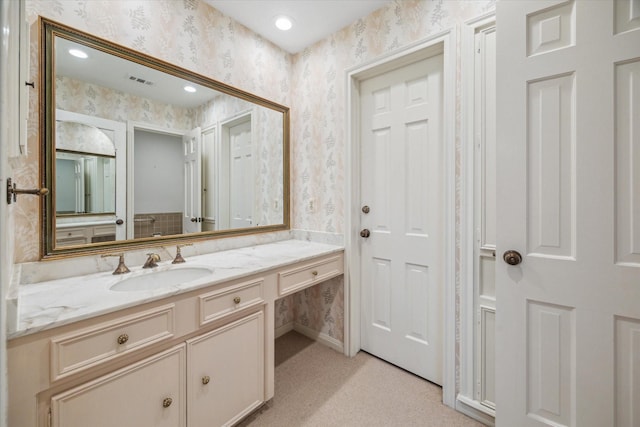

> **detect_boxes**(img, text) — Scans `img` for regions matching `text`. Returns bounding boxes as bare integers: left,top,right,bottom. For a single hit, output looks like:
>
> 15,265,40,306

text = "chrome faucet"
142,253,161,268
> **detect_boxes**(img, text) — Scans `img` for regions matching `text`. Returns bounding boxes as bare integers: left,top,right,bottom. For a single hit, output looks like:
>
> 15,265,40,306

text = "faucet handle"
172,244,193,264
143,253,161,269
101,253,131,275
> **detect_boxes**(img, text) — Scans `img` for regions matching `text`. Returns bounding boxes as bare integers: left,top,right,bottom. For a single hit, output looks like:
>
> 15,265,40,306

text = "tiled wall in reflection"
133,212,183,239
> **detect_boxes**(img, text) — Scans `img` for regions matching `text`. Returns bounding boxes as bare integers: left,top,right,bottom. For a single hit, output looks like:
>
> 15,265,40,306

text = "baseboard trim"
275,322,294,339
455,394,495,426
293,323,344,353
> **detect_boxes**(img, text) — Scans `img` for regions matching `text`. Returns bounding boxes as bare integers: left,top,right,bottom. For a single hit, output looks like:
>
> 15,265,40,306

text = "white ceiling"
205,0,393,54
56,38,220,109
54,1,393,108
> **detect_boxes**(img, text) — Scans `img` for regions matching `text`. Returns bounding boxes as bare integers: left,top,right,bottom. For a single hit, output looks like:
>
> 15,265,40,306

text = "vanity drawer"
93,224,116,236
50,304,175,381
278,254,344,297
199,278,264,326
55,228,88,245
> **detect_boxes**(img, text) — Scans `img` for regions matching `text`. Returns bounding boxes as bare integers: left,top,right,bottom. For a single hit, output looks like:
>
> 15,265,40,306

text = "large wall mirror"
40,18,290,257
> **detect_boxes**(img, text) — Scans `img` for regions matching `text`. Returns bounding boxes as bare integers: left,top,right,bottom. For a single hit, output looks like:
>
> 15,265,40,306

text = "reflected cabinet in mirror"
40,18,290,257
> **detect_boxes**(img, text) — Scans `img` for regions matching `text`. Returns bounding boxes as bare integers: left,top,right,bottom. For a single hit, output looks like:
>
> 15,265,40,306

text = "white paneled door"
229,119,254,229
360,54,444,384
182,127,201,234
496,1,640,426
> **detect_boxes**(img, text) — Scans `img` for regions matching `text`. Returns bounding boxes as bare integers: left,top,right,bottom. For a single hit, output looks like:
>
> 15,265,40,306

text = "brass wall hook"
6,178,49,204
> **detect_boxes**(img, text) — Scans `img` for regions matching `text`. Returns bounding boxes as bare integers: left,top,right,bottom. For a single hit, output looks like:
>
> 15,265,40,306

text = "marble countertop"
9,240,344,340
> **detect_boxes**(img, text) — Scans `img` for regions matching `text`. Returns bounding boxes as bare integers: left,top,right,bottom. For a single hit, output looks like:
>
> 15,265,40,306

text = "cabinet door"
187,311,264,427
51,344,186,427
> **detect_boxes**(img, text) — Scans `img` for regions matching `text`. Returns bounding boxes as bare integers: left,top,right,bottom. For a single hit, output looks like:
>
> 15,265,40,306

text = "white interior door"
360,54,444,384
57,109,126,239
182,127,201,234
496,1,640,426
229,119,253,229
201,126,216,232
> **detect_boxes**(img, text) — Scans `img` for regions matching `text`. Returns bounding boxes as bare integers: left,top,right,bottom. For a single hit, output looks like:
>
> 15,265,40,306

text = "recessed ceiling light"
275,16,293,31
184,85,197,93
68,48,88,59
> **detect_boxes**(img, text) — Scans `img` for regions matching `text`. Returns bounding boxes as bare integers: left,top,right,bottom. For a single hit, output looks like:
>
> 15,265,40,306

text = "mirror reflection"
55,120,116,217
42,18,289,255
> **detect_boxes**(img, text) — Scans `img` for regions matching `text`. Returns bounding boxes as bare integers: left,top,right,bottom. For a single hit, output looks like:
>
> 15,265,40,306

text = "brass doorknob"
233,296,241,304
503,250,523,266
360,229,370,238
162,397,173,408
362,205,370,214
117,333,129,345
190,217,197,222
202,375,210,385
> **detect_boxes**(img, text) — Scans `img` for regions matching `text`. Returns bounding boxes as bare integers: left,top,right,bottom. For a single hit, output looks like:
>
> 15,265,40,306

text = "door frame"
345,29,456,407
57,109,126,239
457,11,497,426
126,121,186,239
218,109,254,229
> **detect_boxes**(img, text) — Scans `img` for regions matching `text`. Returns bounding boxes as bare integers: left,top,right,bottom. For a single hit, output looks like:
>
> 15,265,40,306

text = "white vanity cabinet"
8,245,344,427
50,312,265,427
50,344,186,427
187,311,264,427
55,223,116,246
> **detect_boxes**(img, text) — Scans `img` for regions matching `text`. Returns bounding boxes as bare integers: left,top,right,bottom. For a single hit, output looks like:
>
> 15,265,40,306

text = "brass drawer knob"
202,375,210,385
311,270,318,276
117,333,129,345
233,296,241,304
162,397,173,408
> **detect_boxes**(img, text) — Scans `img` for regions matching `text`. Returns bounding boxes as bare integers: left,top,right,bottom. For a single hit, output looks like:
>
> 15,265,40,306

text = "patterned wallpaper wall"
14,0,498,389
194,93,284,227
290,0,495,233
16,0,291,262
56,76,195,130
286,0,496,377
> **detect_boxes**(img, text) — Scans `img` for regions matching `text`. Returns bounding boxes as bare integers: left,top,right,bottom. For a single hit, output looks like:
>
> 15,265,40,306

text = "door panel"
182,127,201,234
615,59,640,265
229,119,253,229
51,345,186,427
496,1,640,425
526,74,575,259
360,54,444,384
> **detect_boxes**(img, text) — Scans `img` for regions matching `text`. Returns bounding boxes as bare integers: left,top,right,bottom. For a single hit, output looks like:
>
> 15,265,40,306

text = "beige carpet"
238,331,485,427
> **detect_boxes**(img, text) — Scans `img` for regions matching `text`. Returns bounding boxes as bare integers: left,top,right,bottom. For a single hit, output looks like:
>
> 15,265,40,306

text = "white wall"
133,130,183,213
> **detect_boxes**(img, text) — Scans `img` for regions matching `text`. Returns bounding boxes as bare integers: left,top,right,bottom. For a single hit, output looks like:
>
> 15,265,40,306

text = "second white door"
360,53,444,384
229,119,253,229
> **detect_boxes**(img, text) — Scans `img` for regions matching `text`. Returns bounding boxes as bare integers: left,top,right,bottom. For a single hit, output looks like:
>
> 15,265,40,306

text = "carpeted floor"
237,331,485,427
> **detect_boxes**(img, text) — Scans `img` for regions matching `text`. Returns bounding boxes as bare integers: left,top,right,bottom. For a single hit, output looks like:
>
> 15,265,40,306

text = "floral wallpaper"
56,119,115,156
287,0,495,389
15,0,291,262
273,277,344,343
12,0,499,395
55,76,195,130
290,0,495,234
195,92,284,227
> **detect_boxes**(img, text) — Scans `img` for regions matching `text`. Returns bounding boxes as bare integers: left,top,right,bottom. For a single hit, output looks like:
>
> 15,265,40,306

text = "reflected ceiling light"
68,48,88,59
184,85,197,93
275,16,293,31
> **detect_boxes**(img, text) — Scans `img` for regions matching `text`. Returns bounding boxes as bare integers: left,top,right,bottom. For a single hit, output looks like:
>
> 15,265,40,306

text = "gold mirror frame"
40,17,290,259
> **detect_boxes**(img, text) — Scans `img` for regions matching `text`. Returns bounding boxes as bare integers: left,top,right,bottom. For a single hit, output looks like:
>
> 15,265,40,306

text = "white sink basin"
110,267,213,292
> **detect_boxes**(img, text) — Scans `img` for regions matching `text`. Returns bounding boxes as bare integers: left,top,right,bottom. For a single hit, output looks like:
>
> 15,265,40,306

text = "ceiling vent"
127,74,155,86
